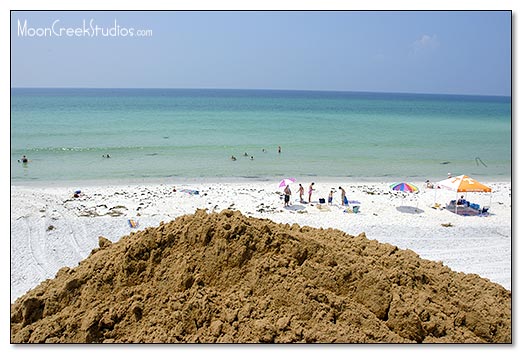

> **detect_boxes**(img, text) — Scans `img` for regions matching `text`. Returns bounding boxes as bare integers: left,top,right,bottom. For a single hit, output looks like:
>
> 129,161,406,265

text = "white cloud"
412,34,440,53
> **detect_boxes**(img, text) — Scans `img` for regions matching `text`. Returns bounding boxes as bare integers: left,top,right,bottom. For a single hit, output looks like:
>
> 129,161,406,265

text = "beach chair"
128,219,139,228
470,203,480,211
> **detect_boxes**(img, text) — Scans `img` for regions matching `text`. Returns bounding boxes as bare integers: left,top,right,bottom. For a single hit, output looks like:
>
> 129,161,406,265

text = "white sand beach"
10,179,511,302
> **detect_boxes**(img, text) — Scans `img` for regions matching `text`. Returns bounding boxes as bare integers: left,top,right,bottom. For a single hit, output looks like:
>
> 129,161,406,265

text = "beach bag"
319,198,325,204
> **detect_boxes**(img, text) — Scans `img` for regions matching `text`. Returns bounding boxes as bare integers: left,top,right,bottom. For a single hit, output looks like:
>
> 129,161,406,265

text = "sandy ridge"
10,209,511,343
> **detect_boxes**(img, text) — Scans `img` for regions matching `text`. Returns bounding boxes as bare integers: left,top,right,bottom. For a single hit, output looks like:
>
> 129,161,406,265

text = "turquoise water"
11,88,511,183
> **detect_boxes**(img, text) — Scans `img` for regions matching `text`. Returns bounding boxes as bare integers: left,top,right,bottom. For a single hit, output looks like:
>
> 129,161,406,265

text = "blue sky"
10,11,511,96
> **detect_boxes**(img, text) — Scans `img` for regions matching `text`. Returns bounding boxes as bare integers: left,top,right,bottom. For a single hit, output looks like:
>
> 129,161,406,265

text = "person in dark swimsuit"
284,185,292,207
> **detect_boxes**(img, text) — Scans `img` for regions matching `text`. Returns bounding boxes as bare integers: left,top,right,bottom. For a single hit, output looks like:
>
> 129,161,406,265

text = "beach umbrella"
435,175,492,214
390,182,419,193
278,178,296,188
390,182,419,209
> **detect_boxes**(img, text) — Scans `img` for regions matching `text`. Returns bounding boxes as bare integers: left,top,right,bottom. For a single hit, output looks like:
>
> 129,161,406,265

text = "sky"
10,10,511,96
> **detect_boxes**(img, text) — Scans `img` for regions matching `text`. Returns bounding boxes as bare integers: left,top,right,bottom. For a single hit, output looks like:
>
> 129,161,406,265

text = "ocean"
11,88,511,184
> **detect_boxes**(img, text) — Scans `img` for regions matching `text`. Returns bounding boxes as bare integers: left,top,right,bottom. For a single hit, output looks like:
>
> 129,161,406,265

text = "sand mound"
11,209,511,343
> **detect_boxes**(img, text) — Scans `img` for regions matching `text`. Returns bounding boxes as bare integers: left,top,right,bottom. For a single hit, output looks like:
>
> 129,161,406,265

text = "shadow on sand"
284,205,306,211
396,206,424,214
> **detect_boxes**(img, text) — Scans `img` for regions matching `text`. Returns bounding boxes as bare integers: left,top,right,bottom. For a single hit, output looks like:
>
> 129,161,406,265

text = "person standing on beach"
284,185,292,207
297,184,304,203
308,182,315,203
339,186,347,205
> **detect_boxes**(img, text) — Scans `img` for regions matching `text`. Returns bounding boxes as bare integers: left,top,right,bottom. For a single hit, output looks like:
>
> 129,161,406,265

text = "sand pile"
11,209,511,343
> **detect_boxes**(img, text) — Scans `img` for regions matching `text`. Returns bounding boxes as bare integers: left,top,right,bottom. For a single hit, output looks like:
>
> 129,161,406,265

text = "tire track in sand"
22,204,56,279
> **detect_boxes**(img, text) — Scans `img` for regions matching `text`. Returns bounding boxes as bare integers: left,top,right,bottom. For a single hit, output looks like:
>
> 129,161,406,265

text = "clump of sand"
10,209,511,343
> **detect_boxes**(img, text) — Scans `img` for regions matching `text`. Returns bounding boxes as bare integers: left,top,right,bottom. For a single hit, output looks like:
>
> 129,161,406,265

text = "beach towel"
179,189,200,196
128,219,139,228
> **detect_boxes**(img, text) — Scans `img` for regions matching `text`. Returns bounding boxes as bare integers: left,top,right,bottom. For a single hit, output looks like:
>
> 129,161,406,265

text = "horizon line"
10,86,511,98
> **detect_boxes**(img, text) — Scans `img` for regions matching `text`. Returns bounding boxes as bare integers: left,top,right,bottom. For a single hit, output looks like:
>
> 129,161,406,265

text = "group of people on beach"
285,182,313,206
284,182,348,207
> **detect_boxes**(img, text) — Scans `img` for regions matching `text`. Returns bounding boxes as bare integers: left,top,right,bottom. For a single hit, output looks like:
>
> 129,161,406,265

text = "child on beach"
328,190,334,205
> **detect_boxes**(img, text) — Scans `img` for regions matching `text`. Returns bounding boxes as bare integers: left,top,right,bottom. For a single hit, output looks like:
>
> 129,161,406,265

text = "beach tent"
436,175,492,213
436,175,492,193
